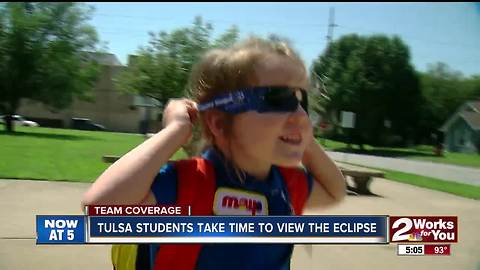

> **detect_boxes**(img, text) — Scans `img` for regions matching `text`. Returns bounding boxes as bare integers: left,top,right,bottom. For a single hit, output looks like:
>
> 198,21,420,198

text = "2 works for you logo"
389,216,457,243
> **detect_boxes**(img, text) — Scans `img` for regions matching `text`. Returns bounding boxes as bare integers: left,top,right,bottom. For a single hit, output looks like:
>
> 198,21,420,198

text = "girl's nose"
287,105,309,125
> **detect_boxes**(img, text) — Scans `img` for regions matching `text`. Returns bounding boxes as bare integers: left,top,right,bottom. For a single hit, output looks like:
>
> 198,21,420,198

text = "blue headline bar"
89,216,387,239
36,215,388,244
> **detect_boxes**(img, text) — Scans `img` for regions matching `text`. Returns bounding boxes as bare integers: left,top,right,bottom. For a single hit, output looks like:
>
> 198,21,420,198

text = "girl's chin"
274,156,304,167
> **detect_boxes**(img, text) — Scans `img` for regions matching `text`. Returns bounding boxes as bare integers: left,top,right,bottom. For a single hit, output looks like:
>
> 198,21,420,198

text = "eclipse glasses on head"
198,86,308,114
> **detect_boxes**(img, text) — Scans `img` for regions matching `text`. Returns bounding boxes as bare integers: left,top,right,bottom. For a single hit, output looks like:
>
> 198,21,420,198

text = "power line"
93,12,478,51
93,12,329,29
335,24,479,50
90,10,480,68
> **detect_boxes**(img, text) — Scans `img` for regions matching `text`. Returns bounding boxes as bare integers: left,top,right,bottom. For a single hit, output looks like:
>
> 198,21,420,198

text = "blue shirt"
150,147,313,270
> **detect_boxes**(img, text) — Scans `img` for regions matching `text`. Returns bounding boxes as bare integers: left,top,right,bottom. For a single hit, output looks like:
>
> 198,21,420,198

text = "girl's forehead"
253,54,308,88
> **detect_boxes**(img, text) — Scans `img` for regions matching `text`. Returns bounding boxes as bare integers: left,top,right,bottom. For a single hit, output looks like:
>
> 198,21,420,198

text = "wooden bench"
102,155,121,163
336,162,385,195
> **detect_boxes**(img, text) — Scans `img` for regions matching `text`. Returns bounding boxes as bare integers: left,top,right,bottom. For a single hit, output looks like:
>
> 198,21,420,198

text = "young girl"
82,37,346,270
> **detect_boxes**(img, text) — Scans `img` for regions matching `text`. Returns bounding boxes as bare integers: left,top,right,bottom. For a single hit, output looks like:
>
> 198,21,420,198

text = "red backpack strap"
176,158,216,215
153,157,216,270
277,167,309,215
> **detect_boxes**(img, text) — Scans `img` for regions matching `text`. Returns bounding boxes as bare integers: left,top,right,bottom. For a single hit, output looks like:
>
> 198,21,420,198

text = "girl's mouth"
279,134,302,145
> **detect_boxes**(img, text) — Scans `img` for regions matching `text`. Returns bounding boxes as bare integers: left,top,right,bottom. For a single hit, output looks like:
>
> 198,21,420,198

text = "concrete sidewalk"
0,179,479,270
327,151,480,186
0,180,111,270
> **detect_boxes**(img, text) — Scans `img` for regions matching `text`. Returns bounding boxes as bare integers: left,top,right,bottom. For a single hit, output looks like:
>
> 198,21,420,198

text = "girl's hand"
301,135,346,205
302,134,316,166
161,98,199,143
82,99,200,207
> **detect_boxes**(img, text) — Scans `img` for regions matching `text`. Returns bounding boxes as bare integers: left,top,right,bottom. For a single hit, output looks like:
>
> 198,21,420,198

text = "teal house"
440,100,480,154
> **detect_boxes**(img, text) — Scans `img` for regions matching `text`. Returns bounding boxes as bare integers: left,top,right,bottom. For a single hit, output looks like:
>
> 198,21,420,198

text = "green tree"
0,3,100,132
213,25,239,49
418,63,479,143
116,17,239,156
116,16,239,107
464,75,480,98
312,34,422,147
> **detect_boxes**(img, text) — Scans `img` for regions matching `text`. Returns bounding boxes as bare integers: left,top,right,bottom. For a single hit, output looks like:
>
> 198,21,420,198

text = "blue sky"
88,2,480,77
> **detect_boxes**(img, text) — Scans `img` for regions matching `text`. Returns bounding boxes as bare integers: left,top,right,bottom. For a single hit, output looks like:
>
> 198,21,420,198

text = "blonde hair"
188,36,306,146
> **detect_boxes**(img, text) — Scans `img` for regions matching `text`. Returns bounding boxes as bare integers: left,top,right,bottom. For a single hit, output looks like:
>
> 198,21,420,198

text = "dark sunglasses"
198,86,308,114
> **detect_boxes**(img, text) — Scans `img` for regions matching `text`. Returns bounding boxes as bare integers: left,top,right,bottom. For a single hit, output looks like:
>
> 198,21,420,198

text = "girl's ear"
204,110,227,139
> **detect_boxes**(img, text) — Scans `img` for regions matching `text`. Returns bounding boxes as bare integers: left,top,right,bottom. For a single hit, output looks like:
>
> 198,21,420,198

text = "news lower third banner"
36,215,388,244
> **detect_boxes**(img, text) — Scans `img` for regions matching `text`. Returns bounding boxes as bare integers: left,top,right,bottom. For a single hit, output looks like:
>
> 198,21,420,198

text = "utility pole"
324,6,339,147
326,7,338,44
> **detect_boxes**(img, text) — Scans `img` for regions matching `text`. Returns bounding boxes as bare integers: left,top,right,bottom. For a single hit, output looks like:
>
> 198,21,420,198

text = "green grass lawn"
407,152,480,168
0,126,186,182
381,168,480,200
1,127,478,199
319,138,480,168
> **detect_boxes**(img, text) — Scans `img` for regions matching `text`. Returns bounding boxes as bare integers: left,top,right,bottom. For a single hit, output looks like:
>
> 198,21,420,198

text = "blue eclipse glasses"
198,86,308,114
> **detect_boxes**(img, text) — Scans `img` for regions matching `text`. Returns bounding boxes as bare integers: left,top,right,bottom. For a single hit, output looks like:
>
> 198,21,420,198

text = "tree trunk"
4,98,20,133
5,114,14,133
359,143,365,150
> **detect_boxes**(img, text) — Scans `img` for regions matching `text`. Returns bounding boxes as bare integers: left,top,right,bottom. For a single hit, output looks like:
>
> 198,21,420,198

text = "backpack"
112,157,309,270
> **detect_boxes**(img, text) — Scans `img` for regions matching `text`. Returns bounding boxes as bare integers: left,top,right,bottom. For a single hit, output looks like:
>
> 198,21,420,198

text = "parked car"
0,115,40,127
71,118,106,131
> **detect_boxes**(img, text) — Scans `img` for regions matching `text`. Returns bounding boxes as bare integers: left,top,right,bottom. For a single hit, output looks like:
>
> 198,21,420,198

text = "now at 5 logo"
213,188,268,216
389,216,457,243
